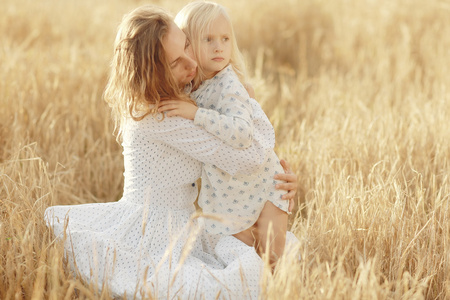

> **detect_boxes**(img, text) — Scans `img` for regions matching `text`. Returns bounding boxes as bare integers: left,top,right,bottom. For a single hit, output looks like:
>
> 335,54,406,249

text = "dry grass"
1,0,449,299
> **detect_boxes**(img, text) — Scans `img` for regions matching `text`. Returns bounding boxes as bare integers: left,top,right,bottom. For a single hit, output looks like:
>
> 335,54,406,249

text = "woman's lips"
212,57,224,62
188,70,196,78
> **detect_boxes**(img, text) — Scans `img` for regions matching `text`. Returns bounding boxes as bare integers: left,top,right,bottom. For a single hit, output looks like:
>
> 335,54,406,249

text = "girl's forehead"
208,14,231,33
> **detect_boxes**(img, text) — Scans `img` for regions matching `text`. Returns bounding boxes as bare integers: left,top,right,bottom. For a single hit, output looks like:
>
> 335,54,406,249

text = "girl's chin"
204,70,220,80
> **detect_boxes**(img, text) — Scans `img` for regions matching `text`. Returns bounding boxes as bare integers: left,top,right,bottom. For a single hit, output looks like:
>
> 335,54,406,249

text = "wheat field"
1,0,449,299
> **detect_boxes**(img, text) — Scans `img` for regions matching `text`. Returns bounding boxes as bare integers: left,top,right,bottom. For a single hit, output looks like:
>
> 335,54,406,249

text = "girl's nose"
213,41,222,52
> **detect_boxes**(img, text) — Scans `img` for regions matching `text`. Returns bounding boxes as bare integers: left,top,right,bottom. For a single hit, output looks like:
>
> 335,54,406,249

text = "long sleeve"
137,116,265,176
193,92,254,149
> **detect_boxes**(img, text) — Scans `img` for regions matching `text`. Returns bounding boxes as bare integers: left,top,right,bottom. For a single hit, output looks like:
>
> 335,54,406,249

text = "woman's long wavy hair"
174,1,248,89
104,5,193,139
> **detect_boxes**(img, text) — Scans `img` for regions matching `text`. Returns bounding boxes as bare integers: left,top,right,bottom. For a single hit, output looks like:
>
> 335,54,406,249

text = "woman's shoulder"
126,112,197,132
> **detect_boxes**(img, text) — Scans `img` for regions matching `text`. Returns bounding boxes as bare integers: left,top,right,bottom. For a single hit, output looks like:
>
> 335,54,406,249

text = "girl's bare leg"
255,201,288,268
233,201,288,268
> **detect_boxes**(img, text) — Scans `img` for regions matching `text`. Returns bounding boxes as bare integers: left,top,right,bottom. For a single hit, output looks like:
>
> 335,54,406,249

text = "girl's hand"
274,159,298,213
158,100,198,120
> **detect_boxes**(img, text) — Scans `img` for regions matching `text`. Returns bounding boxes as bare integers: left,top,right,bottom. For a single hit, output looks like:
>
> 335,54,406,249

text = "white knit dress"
45,114,272,299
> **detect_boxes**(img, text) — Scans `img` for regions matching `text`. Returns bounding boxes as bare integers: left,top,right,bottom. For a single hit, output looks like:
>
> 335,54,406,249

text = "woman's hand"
274,159,298,213
158,100,198,120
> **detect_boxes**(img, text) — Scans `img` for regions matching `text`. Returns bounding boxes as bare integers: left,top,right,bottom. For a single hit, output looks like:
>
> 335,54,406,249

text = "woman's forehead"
162,22,186,60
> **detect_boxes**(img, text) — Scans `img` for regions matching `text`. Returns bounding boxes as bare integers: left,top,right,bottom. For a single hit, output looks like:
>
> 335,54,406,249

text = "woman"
45,5,298,299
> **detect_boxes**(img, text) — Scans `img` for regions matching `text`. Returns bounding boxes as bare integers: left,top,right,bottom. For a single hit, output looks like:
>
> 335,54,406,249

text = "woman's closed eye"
185,39,191,49
170,59,179,68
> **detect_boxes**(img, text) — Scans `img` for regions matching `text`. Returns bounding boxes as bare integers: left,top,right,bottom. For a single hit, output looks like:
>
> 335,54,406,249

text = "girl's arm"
139,115,265,176
244,82,255,99
192,74,257,149
159,81,255,149
159,95,254,149
193,93,254,149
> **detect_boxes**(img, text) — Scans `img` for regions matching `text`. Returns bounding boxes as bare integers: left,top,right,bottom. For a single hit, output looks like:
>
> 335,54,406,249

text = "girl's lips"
212,57,224,62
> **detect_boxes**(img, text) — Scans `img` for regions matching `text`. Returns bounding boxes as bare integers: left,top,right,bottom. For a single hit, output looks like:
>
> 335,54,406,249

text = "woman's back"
121,115,202,209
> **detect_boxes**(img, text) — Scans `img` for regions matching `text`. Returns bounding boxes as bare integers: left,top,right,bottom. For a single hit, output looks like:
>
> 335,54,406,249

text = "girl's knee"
258,201,288,228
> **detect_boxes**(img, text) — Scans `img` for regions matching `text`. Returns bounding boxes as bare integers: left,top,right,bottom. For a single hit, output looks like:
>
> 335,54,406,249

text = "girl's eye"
223,37,229,42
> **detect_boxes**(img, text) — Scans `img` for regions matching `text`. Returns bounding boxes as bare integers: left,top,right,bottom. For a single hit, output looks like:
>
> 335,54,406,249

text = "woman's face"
162,22,198,88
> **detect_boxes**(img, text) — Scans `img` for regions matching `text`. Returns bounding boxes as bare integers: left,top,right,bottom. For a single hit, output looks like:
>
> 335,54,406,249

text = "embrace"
45,1,300,299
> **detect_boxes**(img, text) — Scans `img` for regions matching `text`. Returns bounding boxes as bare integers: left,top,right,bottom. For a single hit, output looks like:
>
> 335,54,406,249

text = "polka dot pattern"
44,113,281,298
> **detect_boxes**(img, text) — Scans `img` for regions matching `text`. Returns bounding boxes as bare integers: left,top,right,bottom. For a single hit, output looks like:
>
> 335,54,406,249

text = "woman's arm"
141,115,265,176
275,159,298,212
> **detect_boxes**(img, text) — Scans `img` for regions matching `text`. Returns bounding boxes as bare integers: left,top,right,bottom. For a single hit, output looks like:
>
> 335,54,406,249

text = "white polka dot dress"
44,114,275,299
191,66,289,235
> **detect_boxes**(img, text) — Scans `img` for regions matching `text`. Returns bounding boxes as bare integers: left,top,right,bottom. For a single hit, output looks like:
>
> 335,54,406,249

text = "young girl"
159,1,294,266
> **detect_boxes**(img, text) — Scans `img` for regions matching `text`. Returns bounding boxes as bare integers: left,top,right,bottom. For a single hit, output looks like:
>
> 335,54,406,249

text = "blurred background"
1,0,449,298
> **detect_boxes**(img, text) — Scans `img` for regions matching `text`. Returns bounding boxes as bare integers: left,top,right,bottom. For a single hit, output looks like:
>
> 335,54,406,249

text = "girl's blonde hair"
104,5,193,138
175,1,248,89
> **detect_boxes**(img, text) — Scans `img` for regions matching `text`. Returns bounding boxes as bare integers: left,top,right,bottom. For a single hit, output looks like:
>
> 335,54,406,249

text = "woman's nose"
187,56,197,70
185,50,197,69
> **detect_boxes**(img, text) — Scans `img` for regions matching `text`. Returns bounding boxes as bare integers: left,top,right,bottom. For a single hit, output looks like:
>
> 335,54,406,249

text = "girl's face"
199,14,232,80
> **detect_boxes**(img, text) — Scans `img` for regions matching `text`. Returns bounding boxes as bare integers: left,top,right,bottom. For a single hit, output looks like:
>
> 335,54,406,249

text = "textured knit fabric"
191,65,289,235
45,114,274,299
